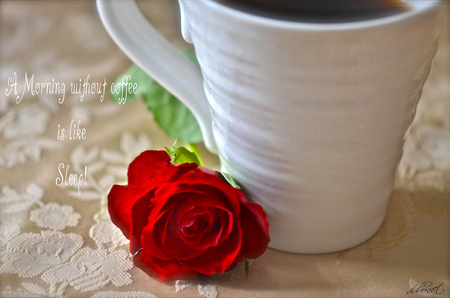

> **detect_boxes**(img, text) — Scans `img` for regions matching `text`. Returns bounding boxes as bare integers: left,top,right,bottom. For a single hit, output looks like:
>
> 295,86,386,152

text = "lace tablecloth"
1,1,449,297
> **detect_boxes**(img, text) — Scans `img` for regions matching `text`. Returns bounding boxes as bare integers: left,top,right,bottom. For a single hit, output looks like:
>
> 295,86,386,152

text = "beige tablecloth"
1,1,449,297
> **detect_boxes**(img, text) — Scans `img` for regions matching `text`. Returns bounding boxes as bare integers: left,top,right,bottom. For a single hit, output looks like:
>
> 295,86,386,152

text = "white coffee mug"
97,0,446,253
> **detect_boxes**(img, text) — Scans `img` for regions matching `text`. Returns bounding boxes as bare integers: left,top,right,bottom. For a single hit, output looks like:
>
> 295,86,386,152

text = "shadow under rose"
207,248,335,293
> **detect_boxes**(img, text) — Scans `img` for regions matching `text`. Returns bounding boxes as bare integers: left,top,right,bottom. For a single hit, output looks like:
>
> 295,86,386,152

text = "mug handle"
97,0,217,153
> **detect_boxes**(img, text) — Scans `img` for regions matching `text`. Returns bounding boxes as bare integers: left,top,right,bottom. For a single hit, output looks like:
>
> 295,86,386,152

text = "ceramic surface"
97,0,445,253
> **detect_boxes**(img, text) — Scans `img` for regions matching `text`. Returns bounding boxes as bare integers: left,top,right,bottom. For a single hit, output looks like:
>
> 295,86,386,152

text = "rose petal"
197,166,224,180
133,249,196,282
148,182,237,233
168,162,200,179
171,200,201,226
166,169,242,215
178,208,224,250
216,207,233,245
236,201,270,261
153,184,232,212
108,185,136,239
141,206,178,261
128,150,194,189
180,222,243,275
178,207,210,241
157,211,207,261
185,186,233,210
142,204,210,261
108,150,194,239
171,194,232,250
161,205,220,255
162,217,190,253
129,191,154,254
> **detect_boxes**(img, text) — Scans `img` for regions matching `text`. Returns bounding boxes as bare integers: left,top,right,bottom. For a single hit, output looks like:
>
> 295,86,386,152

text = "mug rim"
202,0,442,30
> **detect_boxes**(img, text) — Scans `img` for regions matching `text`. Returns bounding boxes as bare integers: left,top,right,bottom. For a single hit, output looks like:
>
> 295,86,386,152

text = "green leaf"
185,143,204,166
110,65,152,103
165,139,179,160
111,50,203,143
216,170,241,189
172,146,201,165
166,141,202,165
181,49,200,67
142,83,203,143
244,258,249,279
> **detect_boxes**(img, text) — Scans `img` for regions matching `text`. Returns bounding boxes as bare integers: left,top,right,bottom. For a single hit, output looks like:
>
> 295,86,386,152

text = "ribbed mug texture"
181,0,445,253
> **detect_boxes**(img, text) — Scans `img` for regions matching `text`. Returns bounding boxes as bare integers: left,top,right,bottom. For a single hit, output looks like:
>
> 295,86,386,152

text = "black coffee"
217,0,410,23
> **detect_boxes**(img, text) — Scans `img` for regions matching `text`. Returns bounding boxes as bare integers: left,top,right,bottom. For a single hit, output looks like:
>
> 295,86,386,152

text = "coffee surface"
217,0,410,23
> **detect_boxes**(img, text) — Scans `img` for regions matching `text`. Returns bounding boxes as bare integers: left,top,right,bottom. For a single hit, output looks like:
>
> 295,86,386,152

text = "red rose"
108,150,270,281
